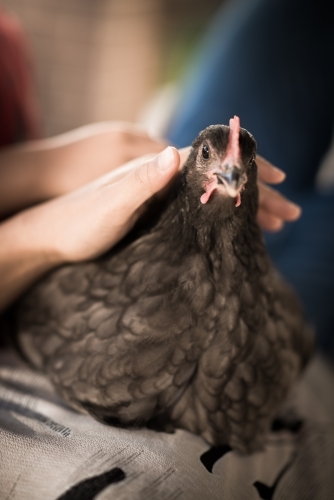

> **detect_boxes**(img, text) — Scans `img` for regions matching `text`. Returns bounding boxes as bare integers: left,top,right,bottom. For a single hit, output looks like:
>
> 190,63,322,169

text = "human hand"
42,122,168,198
29,147,180,263
0,147,299,312
177,149,301,232
256,155,301,231
0,122,168,217
113,149,300,233
0,147,180,312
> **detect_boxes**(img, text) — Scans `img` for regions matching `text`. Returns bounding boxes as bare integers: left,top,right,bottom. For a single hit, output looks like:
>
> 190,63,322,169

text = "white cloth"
0,350,334,500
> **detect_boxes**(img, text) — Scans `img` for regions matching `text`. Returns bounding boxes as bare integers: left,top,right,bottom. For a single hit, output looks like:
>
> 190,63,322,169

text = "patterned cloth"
0,350,333,499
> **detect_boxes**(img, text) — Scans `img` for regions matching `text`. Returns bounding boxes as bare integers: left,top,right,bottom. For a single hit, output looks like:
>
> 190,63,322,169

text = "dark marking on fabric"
200,445,232,473
271,417,303,434
253,455,295,500
56,467,126,500
0,398,72,437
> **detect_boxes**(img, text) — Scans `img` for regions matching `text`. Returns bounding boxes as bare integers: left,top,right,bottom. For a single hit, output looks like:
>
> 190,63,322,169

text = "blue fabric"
166,0,334,355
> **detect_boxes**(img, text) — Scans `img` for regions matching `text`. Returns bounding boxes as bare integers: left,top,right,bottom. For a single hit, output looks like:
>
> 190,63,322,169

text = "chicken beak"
214,165,245,198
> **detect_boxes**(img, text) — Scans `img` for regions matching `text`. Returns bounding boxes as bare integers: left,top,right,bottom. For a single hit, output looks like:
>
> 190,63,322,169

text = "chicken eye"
202,144,210,160
249,154,255,165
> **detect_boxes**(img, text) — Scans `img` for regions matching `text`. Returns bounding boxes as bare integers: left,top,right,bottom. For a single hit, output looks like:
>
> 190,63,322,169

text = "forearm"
0,123,168,219
0,129,110,216
0,143,49,217
0,208,63,312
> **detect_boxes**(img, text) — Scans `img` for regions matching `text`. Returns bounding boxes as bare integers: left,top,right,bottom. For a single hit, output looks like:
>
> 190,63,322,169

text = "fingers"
123,129,168,158
105,122,168,159
256,155,286,184
104,146,191,185
49,147,180,263
97,147,179,246
102,153,159,184
258,182,302,220
256,155,303,231
257,210,284,232
106,147,300,235
116,147,180,209
257,182,302,231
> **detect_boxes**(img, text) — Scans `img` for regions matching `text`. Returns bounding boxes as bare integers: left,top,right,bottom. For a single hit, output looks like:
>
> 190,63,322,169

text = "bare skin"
0,123,301,313
0,122,167,217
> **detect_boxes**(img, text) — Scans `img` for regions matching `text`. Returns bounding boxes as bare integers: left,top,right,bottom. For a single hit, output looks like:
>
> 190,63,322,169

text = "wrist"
0,206,64,311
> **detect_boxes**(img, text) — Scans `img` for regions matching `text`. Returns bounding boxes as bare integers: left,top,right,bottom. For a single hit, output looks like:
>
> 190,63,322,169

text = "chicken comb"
225,115,241,163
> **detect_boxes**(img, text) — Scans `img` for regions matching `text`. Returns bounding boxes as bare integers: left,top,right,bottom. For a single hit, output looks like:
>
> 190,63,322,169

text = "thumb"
123,146,180,208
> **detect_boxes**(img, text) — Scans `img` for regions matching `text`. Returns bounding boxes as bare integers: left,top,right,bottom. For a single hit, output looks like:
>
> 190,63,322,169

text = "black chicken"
16,117,313,453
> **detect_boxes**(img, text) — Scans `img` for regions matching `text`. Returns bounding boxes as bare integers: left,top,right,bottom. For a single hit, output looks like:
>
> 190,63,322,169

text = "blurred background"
2,0,224,137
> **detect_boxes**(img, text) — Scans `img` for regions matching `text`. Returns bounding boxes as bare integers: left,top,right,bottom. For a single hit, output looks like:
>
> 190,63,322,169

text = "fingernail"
158,146,174,171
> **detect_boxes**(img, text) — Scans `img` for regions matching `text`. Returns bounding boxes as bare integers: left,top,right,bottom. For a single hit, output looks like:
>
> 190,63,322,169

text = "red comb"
225,115,240,162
